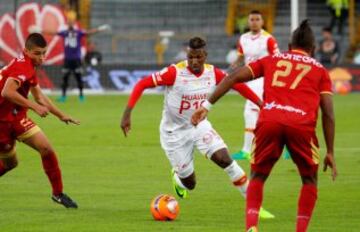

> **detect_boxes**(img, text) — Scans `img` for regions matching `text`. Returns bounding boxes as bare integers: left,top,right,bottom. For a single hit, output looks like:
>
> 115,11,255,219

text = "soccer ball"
150,194,179,221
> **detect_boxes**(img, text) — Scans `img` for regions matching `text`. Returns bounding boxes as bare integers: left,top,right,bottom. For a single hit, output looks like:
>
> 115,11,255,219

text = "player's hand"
60,115,80,125
191,107,208,126
97,24,111,32
323,153,337,181
33,104,49,117
121,107,132,137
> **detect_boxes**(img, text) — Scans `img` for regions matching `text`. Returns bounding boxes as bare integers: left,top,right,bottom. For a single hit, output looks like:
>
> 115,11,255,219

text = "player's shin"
296,184,317,232
41,152,63,195
246,178,264,229
224,161,248,198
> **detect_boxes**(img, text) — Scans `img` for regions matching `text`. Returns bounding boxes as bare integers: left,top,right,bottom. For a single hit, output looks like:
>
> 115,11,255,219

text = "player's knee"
301,175,317,185
38,146,55,156
211,149,233,169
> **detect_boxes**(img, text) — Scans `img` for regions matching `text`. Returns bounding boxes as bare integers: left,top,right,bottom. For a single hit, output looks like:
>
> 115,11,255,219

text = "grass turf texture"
0,94,359,231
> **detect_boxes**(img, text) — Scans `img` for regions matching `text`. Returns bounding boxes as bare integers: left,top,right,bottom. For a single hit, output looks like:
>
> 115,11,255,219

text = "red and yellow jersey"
247,49,332,130
0,53,38,122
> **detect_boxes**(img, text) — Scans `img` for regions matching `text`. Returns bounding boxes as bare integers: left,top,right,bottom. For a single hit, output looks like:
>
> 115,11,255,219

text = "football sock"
224,161,248,198
296,184,317,232
242,130,254,154
173,172,188,190
0,160,7,176
41,152,63,195
246,179,264,230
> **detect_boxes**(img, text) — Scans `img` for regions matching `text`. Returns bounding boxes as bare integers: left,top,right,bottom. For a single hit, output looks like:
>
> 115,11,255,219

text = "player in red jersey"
192,20,337,232
0,33,79,208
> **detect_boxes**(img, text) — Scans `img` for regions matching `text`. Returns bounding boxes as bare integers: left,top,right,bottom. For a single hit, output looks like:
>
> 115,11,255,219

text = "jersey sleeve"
214,67,227,84
267,36,279,55
319,68,333,95
78,29,86,38
57,30,66,37
151,65,176,86
247,57,266,79
6,64,34,87
127,76,156,108
232,83,261,106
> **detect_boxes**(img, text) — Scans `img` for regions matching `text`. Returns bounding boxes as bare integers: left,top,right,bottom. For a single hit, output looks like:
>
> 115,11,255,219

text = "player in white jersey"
121,37,274,218
231,10,280,160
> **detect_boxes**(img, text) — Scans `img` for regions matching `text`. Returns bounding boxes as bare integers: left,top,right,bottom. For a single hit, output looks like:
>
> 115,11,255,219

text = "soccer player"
192,20,337,232
231,10,280,160
45,12,109,102
0,33,79,208
121,37,274,218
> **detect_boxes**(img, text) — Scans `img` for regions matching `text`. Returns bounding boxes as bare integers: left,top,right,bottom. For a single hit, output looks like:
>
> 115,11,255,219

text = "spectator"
317,27,340,66
327,0,349,35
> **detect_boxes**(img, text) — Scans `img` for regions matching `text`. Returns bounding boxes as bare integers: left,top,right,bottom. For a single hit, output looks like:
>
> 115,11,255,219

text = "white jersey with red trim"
237,29,279,65
157,61,217,132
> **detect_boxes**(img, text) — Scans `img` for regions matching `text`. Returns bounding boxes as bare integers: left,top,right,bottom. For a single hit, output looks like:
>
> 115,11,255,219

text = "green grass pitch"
0,93,359,231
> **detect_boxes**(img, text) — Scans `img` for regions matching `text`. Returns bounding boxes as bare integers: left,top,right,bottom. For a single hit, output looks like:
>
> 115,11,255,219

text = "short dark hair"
322,27,332,33
25,33,47,50
249,10,262,15
188,37,206,50
291,19,315,52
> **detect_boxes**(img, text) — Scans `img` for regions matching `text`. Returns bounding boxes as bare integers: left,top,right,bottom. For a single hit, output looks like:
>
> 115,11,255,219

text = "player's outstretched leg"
171,169,189,199
211,149,274,219
22,131,78,208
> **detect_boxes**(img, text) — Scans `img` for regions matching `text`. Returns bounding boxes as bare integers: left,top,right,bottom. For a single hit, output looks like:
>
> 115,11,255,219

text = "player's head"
248,10,264,33
187,37,207,74
67,10,76,28
24,33,47,66
290,19,315,55
322,27,333,40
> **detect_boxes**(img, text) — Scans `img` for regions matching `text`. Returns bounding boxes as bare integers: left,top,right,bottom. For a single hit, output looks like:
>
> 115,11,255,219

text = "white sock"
224,161,248,198
173,172,188,190
242,130,254,154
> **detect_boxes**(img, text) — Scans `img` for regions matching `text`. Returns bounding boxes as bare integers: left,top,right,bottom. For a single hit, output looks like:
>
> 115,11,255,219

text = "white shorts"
244,77,263,129
160,120,227,178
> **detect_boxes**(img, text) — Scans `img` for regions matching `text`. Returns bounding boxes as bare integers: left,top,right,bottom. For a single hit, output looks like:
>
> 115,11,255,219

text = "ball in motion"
150,194,179,221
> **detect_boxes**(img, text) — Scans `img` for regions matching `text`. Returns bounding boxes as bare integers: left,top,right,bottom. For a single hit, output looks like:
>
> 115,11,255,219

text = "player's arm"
121,76,156,136
85,24,111,35
30,85,80,125
121,66,176,137
215,68,262,107
191,65,257,126
320,93,337,181
1,78,49,117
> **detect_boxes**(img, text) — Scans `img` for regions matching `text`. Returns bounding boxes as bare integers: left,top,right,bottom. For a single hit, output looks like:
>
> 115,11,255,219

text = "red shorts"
251,122,320,176
0,117,40,158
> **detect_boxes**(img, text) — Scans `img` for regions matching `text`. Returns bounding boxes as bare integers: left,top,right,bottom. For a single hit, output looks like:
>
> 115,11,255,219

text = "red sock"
246,179,264,230
0,160,7,176
296,184,317,232
41,152,63,195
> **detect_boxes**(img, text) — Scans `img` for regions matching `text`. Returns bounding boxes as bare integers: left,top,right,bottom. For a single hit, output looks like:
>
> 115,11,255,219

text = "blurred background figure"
172,42,188,63
83,41,103,91
327,0,349,35
317,27,340,66
226,44,238,66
